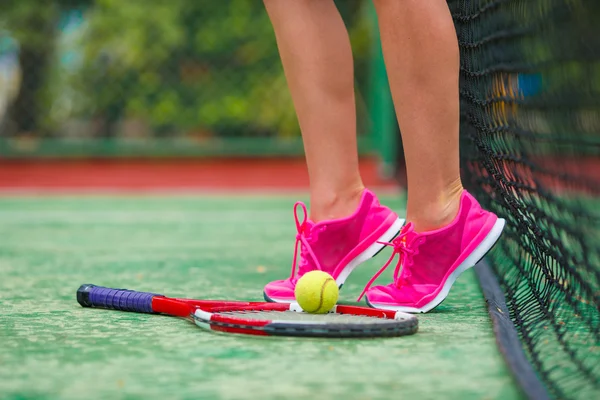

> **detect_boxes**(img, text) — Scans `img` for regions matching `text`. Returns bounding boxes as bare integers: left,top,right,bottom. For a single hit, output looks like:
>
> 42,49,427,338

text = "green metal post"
366,3,397,179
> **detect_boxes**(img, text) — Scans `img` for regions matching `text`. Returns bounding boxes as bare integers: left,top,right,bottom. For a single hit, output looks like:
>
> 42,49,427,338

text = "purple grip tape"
77,284,157,314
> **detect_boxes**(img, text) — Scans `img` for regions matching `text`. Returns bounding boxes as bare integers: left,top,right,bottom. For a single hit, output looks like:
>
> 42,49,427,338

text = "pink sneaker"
263,189,405,303
359,190,505,313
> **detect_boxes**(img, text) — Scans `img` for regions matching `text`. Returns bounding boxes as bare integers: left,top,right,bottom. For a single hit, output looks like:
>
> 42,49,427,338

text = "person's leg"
373,0,463,233
262,0,404,303
263,0,363,222
360,1,505,312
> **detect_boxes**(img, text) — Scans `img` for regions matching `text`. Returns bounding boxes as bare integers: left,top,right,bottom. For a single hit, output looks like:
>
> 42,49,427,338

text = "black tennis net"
448,0,600,398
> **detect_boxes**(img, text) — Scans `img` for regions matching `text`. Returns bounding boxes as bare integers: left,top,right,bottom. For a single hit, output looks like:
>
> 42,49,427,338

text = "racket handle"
77,284,158,314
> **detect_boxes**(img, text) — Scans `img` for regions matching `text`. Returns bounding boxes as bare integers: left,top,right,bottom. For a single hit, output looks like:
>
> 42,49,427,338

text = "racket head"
192,302,419,338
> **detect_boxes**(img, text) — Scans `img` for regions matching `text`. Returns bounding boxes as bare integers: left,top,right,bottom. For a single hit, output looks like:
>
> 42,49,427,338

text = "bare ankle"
310,185,365,222
408,179,463,232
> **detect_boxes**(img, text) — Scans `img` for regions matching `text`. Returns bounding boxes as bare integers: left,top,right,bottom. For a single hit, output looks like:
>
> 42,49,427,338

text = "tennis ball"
294,271,339,314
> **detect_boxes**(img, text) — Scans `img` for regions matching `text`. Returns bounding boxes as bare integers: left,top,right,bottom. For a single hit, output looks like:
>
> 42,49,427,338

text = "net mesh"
448,0,600,398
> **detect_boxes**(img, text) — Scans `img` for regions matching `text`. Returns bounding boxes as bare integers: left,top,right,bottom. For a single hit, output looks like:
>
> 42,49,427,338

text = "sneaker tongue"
297,220,317,276
404,230,420,245
303,220,315,234
400,225,419,244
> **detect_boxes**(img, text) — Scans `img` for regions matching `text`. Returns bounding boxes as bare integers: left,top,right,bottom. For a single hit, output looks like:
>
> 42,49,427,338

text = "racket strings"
215,310,397,323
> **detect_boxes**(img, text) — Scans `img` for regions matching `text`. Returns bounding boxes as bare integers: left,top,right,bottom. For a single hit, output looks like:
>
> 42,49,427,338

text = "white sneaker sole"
366,217,506,313
265,217,405,304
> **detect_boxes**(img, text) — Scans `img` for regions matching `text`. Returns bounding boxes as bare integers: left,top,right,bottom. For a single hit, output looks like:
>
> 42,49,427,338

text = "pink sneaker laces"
289,202,323,282
357,222,423,301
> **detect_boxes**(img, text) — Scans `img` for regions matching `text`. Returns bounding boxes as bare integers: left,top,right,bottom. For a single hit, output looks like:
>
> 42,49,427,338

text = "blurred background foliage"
0,0,375,141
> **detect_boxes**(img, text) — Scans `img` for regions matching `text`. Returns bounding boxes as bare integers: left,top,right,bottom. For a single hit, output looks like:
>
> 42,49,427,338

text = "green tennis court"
0,195,521,400
1,0,599,398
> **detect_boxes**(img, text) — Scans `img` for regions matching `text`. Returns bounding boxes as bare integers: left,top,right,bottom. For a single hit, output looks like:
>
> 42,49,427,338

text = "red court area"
0,158,400,193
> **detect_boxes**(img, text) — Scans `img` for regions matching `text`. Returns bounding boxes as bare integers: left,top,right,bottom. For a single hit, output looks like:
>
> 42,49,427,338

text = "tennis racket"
77,284,418,338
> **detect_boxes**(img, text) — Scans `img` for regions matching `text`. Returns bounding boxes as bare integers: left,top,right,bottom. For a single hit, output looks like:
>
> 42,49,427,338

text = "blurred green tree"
0,0,372,139
70,0,372,139
0,0,59,136
0,0,93,136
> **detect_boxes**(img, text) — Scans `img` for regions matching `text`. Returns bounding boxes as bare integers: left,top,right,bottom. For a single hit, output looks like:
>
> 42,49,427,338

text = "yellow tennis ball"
294,271,339,314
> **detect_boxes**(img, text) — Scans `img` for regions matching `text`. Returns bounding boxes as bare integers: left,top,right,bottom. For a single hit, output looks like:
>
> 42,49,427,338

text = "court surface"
0,195,522,400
